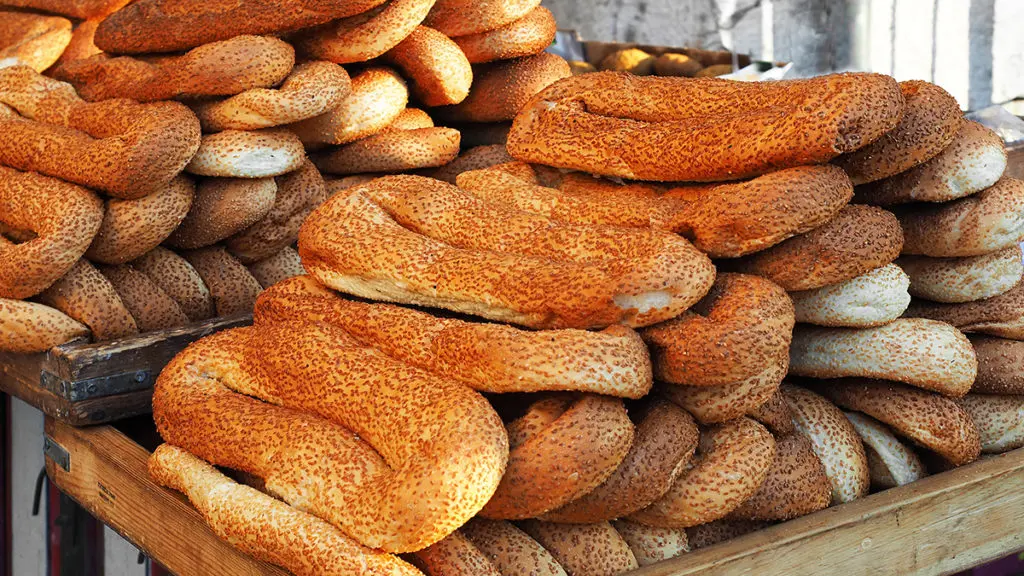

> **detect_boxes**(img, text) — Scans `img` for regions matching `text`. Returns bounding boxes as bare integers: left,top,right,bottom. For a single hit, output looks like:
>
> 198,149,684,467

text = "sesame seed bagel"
905,276,1024,339
227,160,326,264
782,385,869,504
480,394,634,519
293,0,434,64
385,107,435,130
186,129,305,179
899,245,1024,303
834,80,963,185
855,121,1006,205
301,175,716,328
426,145,513,184
411,531,501,576
789,263,911,327
970,335,1024,394
153,321,508,553
611,521,689,567
899,177,1024,257
37,259,138,341
313,127,460,175
182,246,262,316
0,11,71,72
255,275,653,397
818,379,981,467
131,247,215,321
507,71,903,182
661,360,788,425
384,26,473,107
97,264,188,332
94,0,389,54
844,411,926,488
167,177,277,250
51,18,102,71
288,67,408,147
0,299,89,353
191,61,351,132
789,318,977,397
540,399,699,524
748,390,797,436
0,66,201,200
454,6,557,64
3,0,129,19
425,0,541,37
641,273,794,387
149,445,421,576
727,434,832,521
434,52,571,123
628,417,776,528
686,520,771,550
734,205,903,291
519,520,638,576
57,35,295,102
247,247,304,289
954,394,1024,453
86,175,195,264
462,519,567,576
0,166,104,299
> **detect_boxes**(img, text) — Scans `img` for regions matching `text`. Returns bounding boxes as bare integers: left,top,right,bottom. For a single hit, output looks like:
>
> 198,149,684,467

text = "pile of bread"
137,61,1024,575
0,0,571,353
569,46,739,78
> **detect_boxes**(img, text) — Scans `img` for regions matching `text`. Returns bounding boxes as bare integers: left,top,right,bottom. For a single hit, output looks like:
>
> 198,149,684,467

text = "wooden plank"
44,418,284,576
633,449,1024,576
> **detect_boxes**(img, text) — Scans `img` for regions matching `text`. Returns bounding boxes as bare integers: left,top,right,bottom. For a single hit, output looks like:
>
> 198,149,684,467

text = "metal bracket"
44,435,70,472
40,369,152,402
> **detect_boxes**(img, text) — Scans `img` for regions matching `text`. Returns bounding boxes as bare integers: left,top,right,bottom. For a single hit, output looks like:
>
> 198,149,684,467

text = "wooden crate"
0,314,250,426
45,416,1024,576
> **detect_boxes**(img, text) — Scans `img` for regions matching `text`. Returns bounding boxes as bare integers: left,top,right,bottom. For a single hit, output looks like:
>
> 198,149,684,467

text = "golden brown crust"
788,264,910,327
58,36,295,102
628,418,775,528
98,264,188,332
898,177,1024,257
541,399,699,523
0,66,201,199
0,10,71,72
611,521,689,567
411,531,500,576
834,80,964,185
454,6,556,64
150,445,421,576
425,0,541,37
153,321,508,552
970,335,1024,394
747,390,797,436
288,66,408,147
507,72,904,182
37,259,138,341
661,360,788,425
427,145,513,184
727,434,831,521
186,129,305,178
685,520,771,550
130,247,214,321
299,175,716,329
256,275,654,397
167,178,278,250
818,379,981,466
642,273,794,386
954,394,1024,453
462,519,566,576
480,394,634,519
0,298,89,353
782,385,869,504
855,121,1007,204
384,26,472,107
86,175,194,264
94,0,389,54
434,53,571,123
735,205,903,291
0,166,103,299
1,0,129,18
898,245,1024,303
313,127,461,175
246,247,305,289
905,276,1024,339
226,161,326,264
181,246,262,316
52,18,102,71
293,0,434,64
519,520,638,576
190,61,350,132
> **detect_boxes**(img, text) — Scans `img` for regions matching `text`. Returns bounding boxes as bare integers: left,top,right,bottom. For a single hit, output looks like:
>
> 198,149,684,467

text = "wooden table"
44,417,1024,576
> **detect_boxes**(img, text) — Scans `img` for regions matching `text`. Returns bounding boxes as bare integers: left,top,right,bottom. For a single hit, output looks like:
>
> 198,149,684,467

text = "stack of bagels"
0,0,575,354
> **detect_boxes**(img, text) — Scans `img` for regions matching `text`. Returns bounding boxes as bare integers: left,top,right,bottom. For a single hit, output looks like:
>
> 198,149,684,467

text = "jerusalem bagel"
898,245,1024,303
789,264,910,327
131,247,215,321
37,259,138,341
0,299,89,353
